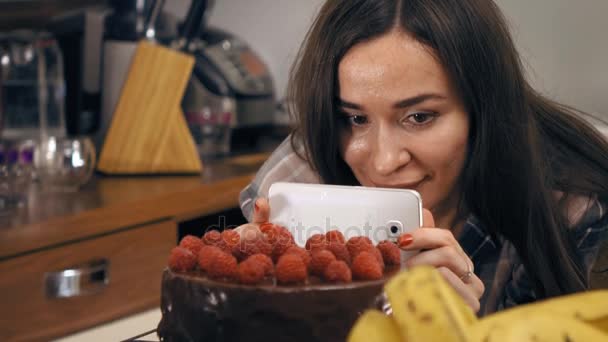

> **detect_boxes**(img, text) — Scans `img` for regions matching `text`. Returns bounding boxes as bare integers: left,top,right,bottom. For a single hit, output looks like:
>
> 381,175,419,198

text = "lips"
371,177,426,189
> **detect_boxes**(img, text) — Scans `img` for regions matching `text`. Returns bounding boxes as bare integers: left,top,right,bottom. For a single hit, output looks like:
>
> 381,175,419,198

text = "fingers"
252,198,270,224
405,247,485,299
405,246,469,279
436,266,481,313
235,198,269,240
422,208,435,227
398,227,459,251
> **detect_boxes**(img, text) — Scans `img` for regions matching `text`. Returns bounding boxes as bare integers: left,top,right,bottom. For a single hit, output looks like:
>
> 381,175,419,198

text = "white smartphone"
268,182,423,247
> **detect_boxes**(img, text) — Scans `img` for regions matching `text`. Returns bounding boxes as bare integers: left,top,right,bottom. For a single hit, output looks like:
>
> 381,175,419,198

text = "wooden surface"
0,220,175,342
98,41,201,174
0,152,269,260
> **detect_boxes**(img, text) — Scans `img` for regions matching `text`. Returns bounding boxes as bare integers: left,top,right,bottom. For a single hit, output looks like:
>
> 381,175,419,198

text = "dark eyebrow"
338,93,446,110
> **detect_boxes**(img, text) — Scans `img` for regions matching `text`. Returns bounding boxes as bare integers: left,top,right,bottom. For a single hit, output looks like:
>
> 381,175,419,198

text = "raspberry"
273,225,295,245
198,245,224,272
373,247,385,270
305,234,327,251
276,253,308,284
179,235,204,257
207,250,238,279
271,228,296,262
352,251,383,280
310,249,337,276
236,235,273,261
284,246,312,270
346,236,374,259
327,241,351,265
326,230,345,244
245,253,274,276
168,247,197,272
324,260,352,283
219,229,241,254
377,241,401,265
259,222,277,241
202,230,222,246
237,258,266,285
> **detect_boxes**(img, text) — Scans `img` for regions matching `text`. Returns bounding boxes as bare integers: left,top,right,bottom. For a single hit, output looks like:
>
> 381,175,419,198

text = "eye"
407,112,436,125
342,114,368,126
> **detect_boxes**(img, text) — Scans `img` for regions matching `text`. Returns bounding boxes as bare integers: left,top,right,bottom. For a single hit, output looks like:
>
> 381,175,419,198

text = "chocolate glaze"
157,268,397,342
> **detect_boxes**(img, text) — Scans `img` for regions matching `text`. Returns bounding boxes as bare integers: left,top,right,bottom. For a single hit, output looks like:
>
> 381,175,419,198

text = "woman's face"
337,30,469,218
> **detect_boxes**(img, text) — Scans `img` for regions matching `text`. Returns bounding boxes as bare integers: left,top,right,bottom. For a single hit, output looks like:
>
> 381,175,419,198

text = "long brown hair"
288,0,608,299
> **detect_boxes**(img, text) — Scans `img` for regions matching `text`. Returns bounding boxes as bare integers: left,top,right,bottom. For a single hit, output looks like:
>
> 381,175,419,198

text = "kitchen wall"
495,0,608,120
166,0,608,119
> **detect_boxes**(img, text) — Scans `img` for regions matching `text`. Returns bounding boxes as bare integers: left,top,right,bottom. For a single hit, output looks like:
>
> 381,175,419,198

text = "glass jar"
0,30,66,141
0,139,36,215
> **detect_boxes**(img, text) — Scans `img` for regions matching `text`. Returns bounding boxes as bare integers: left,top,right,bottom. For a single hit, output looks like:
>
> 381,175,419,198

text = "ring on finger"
459,256,474,283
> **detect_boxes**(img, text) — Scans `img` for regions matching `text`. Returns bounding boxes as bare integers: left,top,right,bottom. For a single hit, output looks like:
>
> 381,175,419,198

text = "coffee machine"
184,27,275,128
180,0,276,153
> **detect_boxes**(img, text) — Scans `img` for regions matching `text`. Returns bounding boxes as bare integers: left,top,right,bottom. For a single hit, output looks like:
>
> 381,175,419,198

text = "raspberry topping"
324,260,352,283
352,251,383,280
377,240,401,266
327,241,351,265
237,258,266,285
305,233,327,251
276,253,308,284
179,235,204,257
325,230,346,244
168,247,197,272
310,249,337,276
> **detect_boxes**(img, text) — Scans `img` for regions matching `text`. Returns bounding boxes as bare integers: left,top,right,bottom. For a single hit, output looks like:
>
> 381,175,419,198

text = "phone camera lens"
386,220,403,235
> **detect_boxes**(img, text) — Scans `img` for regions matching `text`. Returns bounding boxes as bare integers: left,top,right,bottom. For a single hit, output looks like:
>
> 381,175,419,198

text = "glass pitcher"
0,30,66,141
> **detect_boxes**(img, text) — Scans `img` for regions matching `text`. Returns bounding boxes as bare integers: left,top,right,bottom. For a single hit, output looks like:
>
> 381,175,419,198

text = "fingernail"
254,199,260,212
398,234,413,248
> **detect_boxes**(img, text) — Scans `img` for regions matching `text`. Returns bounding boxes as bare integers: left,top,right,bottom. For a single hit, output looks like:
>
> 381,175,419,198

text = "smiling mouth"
372,177,426,189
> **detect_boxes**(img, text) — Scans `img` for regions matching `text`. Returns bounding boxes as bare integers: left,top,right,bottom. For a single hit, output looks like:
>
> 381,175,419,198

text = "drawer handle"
45,258,110,299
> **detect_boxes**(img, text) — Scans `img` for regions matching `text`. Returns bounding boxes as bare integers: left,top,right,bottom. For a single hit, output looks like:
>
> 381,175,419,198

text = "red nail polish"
398,234,413,248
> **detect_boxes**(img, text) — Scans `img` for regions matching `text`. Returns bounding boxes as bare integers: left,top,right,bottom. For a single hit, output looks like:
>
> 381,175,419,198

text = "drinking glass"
184,93,235,160
35,136,96,192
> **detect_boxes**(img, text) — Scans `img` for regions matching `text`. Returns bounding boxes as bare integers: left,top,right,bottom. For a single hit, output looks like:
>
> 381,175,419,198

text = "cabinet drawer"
0,220,176,342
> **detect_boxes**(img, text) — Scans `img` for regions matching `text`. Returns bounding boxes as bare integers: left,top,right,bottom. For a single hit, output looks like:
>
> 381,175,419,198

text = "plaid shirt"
239,136,608,316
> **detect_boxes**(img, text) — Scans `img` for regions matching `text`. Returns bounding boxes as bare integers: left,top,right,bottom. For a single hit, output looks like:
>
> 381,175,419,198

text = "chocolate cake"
157,267,398,342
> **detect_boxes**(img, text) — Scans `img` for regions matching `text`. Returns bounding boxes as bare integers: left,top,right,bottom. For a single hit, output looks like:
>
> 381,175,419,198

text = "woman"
238,0,608,315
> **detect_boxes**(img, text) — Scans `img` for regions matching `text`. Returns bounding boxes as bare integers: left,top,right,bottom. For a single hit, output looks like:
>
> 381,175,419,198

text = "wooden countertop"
0,153,269,261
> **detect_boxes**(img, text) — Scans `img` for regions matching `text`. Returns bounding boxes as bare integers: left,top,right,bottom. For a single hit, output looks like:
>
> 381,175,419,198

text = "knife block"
97,41,202,175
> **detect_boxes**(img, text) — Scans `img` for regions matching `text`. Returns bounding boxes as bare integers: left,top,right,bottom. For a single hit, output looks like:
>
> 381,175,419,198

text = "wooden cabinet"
0,153,269,341
0,220,176,342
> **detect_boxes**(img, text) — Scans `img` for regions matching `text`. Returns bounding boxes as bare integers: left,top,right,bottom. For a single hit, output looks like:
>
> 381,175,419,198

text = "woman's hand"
398,209,485,313
234,198,270,240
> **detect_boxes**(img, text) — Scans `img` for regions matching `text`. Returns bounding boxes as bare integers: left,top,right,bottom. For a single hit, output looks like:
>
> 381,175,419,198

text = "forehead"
338,31,452,100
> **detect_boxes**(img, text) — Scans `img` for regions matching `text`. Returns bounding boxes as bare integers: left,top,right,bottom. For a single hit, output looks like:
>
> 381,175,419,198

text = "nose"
372,127,411,176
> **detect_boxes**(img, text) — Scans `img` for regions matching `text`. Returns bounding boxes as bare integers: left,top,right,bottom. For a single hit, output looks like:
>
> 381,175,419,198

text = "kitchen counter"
0,152,270,341
0,152,269,260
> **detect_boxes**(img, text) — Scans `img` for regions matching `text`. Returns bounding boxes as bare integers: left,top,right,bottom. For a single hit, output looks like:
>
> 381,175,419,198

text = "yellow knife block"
98,41,203,174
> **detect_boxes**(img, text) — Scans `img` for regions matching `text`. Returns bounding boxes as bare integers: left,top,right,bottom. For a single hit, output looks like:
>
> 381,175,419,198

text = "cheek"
425,131,469,194
340,134,370,169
